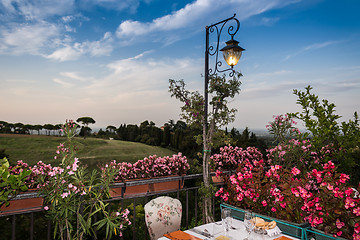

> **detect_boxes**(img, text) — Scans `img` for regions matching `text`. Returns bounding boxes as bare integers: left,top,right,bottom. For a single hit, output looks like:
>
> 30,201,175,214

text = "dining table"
159,218,299,240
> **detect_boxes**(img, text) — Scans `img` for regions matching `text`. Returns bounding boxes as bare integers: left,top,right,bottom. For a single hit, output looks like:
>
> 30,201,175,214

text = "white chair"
144,196,182,240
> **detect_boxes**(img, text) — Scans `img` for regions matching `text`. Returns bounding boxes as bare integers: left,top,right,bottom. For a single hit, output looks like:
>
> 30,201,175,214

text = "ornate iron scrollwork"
206,14,240,77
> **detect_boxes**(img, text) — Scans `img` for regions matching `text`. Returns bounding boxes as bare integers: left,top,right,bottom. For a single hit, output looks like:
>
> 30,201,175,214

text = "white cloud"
47,45,82,61
46,32,113,61
0,22,60,55
115,0,299,44
1,0,75,20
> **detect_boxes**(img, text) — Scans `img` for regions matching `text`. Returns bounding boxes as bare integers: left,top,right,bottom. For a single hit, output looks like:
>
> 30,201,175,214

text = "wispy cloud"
60,72,92,82
115,0,298,43
80,0,141,12
0,0,75,21
53,78,75,88
0,0,299,61
85,52,202,96
46,32,113,61
284,40,343,61
0,22,60,55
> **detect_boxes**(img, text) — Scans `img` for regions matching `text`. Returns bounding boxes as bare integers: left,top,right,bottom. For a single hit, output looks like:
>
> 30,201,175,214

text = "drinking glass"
243,210,255,240
221,208,232,232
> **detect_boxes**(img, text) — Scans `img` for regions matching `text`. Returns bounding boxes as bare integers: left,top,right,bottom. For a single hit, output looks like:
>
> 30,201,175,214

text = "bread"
251,217,265,226
251,217,277,230
266,221,277,229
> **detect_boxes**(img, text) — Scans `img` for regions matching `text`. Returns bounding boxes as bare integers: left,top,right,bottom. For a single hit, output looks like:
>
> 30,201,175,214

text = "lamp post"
201,14,245,222
204,14,245,132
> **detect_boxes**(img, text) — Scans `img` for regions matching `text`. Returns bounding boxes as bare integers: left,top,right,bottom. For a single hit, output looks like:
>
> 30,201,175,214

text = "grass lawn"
0,134,176,169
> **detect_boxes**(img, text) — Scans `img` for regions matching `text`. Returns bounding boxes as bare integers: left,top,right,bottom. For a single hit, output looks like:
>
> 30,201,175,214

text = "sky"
1,0,360,131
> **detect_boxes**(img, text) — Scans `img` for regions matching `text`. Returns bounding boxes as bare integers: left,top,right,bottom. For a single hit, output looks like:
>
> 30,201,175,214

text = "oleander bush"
215,144,360,239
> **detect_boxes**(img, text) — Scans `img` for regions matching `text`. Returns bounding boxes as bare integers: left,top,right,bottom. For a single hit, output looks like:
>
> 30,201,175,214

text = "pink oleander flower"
323,161,335,170
262,200,267,207
291,167,301,176
353,207,360,216
61,192,69,198
345,197,356,209
336,219,345,229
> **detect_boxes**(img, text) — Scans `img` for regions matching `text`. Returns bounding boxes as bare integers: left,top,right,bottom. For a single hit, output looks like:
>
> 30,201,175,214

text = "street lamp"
204,14,245,131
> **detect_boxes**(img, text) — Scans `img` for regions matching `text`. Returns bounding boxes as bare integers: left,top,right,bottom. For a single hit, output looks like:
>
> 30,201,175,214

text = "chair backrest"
144,196,182,240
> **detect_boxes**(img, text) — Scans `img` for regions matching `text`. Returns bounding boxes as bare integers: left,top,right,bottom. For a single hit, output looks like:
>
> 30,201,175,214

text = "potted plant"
0,157,34,216
102,153,190,197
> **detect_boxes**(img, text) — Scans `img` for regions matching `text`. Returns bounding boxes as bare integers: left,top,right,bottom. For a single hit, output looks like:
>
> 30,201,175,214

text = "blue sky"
1,0,359,130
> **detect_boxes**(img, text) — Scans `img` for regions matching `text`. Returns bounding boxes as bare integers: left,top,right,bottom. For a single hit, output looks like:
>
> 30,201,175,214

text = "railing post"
12,215,16,240
47,220,51,240
195,188,198,223
30,212,34,240
186,189,189,228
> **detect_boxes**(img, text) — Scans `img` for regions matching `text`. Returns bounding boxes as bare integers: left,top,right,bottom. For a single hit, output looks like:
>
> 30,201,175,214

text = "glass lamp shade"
220,39,245,67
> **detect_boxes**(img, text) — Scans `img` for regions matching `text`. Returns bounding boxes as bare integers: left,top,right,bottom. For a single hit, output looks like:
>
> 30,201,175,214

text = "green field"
0,134,176,169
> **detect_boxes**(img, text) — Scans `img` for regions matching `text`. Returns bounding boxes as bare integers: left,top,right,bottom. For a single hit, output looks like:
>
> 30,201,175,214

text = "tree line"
0,118,267,159
0,117,96,137
97,120,267,158
0,121,63,135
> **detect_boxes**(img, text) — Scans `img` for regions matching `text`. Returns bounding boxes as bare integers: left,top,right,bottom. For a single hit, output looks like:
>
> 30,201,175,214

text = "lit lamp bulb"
220,39,245,67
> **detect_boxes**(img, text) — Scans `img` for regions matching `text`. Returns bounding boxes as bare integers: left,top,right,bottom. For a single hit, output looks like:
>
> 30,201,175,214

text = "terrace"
1,173,222,240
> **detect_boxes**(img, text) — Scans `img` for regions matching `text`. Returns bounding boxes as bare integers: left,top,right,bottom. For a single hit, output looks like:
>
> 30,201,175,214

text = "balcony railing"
0,173,223,240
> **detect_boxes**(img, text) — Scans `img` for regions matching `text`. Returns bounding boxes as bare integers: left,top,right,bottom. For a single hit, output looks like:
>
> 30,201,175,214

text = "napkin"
163,230,202,240
266,226,282,237
273,236,293,240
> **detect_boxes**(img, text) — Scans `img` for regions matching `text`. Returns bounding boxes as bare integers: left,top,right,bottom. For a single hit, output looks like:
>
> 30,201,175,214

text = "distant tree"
54,124,62,136
33,125,43,135
162,125,171,147
168,119,175,129
117,124,126,140
0,121,8,133
126,124,139,141
23,124,33,134
7,123,15,133
43,124,54,136
79,126,92,138
106,125,116,134
77,117,96,139
14,123,24,134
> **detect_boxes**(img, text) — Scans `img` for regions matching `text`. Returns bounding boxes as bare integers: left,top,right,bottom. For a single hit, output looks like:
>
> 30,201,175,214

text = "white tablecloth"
159,219,299,240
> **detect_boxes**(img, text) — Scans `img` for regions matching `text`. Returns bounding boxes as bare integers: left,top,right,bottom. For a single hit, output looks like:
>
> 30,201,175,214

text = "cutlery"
189,228,213,238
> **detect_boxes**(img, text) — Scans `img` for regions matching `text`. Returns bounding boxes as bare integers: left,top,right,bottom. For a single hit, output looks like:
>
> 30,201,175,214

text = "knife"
189,228,213,238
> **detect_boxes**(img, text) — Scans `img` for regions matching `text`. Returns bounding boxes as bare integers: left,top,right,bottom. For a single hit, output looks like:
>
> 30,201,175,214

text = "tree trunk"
202,120,214,223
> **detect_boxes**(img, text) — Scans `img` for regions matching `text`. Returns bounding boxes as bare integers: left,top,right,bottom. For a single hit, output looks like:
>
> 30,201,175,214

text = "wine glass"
221,208,232,232
243,210,255,240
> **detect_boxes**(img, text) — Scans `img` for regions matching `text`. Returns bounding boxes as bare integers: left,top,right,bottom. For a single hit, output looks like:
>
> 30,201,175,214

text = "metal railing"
0,173,223,240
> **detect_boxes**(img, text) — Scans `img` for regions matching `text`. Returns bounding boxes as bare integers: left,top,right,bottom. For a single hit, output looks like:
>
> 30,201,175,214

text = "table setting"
159,208,298,240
